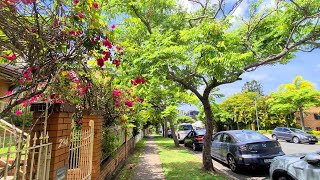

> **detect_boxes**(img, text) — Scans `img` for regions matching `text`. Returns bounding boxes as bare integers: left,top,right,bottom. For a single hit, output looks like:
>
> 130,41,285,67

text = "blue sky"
180,49,320,111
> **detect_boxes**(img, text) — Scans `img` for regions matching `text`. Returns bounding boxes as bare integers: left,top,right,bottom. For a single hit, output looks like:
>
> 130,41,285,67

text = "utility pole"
255,98,260,131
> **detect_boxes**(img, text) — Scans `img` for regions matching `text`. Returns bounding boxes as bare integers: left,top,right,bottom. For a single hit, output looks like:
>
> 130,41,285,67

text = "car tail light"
195,136,204,141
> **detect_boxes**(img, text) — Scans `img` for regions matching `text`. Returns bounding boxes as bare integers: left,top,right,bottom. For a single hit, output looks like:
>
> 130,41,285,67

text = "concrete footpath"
133,135,165,180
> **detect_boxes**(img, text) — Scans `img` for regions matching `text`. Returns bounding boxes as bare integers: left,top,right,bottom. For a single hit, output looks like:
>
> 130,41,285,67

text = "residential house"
298,107,320,131
0,64,20,111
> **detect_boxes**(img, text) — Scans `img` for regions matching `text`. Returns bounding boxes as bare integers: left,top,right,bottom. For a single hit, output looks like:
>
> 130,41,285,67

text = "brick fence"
30,103,145,180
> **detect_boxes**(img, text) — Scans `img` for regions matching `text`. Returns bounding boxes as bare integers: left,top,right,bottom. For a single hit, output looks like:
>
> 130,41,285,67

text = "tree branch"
130,5,152,34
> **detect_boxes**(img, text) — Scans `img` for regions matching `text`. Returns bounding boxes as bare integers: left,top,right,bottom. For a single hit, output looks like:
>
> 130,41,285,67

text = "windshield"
233,131,269,142
290,128,306,134
195,130,206,135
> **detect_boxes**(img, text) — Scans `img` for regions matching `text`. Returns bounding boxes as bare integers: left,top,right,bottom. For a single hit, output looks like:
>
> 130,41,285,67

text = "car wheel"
292,136,300,144
227,155,238,172
272,134,278,140
285,140,290,142
192,143,197,151
184,142,187,147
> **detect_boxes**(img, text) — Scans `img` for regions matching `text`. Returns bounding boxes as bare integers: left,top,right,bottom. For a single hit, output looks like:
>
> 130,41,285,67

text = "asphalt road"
186,140,320,180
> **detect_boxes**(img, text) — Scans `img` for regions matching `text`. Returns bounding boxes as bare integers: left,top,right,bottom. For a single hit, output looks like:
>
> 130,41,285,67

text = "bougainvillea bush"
0,0,145,129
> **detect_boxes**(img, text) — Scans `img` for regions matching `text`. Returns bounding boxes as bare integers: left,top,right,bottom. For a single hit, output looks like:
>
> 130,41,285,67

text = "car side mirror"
304,153,320,165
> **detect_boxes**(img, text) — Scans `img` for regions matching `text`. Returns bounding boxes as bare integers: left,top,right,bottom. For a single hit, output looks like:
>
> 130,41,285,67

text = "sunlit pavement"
184,141,320,180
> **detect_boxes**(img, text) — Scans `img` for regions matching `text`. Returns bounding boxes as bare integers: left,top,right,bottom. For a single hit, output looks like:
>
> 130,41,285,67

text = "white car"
175,123,193,143
270,152,320,180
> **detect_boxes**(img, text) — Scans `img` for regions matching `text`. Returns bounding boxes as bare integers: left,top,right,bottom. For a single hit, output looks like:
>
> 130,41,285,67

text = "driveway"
185,140,320,180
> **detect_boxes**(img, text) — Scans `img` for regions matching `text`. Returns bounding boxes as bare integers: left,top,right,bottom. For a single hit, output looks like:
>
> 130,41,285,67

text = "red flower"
76,30,83,36
5,91,12,95
73,0,79,4
102,51,111,61
121,118,125,123
103,39,113,49
115,103,120,108
131,80,138,86
50,93,56,99
125,99,133,107
135,77,141,84
93,2,98,9
111,24,116,29
141,77,145,84
15,110,23,115
136,98,142,103
113,89,122,97
5,54,16,61
21,0,35,5
97,58,104,67
69,30,76,36
112,58,121,67
116,46,121,51
77,13,84,19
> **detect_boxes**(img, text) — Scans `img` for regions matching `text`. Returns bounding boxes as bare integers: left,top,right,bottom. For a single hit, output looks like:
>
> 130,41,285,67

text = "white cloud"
242,73,274,81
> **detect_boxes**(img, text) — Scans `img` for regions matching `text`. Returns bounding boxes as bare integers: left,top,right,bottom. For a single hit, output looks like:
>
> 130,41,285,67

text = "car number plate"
264,159,273,163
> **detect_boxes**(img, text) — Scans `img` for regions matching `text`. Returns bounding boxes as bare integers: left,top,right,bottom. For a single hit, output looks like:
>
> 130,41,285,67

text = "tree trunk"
164,118,168,138
201,98,215,171
167,117,179,147
299,107,305,131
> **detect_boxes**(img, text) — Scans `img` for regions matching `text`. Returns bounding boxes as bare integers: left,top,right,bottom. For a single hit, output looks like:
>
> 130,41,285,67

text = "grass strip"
117,138,146,180
154,136,226,180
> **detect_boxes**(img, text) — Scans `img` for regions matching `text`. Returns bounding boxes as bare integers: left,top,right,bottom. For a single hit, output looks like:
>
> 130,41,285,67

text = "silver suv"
272,127,318,144
176,123,193,143
270,152,320,180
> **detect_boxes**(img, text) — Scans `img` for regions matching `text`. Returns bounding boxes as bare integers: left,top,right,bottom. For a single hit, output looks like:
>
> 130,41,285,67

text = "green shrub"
267,130,273,134
256,130,273,134
306,130,320,136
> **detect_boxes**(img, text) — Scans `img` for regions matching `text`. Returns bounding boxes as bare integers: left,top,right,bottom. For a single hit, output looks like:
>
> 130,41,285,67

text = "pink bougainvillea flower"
50,93,56,99
67,72,74,79
69,30,76,36
5,54,17,61
111,24,116,29
112,58,121,67
77,13,84,19
135,77,142,84
136,98,142,103
15,110,23,115
103,39,113,49
102,51,111,61
116,46,121,51
92,2,98,9
21,0,35,5
140,77,145,84
76,30,83,36
97,58,104,67
73,0,79,4
131,79,138,86
112,89,122,97
5,91,12,95
125,99,133,107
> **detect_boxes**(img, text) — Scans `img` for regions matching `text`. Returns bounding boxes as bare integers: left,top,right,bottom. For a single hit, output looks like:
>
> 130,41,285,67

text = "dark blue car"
211,130,285,172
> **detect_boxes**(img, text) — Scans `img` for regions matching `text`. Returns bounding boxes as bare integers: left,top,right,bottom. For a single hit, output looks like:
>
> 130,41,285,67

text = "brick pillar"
82,114,103,180
30,103,75,180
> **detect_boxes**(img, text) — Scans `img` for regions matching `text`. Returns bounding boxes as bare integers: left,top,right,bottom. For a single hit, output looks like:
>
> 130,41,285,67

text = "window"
282,128,291,133
212,134,222,142
274,128,282,132
314,113,320,120
222,134,232,143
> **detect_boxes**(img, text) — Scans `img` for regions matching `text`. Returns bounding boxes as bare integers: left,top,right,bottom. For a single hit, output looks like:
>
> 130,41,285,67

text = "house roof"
0,63,21,80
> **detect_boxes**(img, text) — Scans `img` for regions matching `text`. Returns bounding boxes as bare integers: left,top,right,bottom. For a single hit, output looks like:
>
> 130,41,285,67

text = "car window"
282,128,290,133
274,127,282,132
222,133,233,143
212,134,222,142
178,124,193,131
233,131,269,142
289,128,305,134
195,130,205,136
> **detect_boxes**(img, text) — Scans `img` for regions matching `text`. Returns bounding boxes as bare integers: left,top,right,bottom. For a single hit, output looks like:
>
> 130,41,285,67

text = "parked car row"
178,127,319,180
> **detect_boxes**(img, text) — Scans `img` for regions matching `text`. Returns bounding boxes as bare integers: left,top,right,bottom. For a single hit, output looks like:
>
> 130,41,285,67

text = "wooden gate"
67,120,94,180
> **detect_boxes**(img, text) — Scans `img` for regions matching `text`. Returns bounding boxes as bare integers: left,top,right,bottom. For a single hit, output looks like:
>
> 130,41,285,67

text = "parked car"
184,129,206,151
270,151,320,180
272,127,318,144
168,128,172,138
211,130,285,172
176,123,193,143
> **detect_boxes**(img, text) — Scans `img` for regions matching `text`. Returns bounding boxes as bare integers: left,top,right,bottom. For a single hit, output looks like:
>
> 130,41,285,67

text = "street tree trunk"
164,118,168,137
168,117,179,147
201,98,216,171
299,107,305,131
